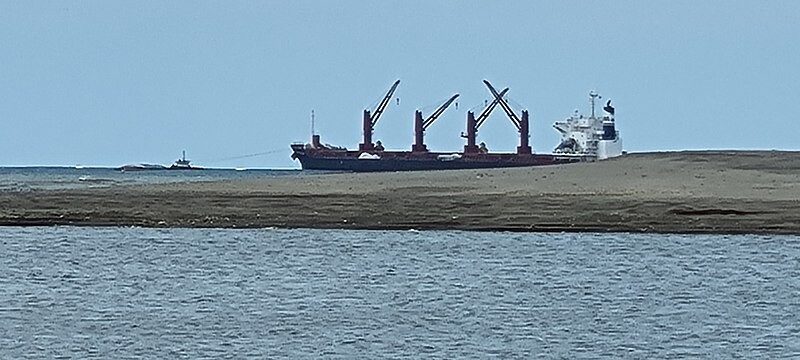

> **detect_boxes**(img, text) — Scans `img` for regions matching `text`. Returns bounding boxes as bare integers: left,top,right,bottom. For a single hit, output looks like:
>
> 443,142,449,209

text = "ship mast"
310,109,322,148
589,90,601,118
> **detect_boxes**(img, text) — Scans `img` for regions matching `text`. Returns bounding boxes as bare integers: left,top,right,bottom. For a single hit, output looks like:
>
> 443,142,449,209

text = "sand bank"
2,151,799,234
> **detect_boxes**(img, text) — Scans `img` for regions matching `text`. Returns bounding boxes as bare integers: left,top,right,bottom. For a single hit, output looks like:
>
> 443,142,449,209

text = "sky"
1,1,798,168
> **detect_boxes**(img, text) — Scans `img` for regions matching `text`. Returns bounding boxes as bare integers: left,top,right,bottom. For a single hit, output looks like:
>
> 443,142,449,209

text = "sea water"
0,227,797,358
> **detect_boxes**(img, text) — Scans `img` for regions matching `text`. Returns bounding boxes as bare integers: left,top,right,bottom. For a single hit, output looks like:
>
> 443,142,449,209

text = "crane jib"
474,87,508,130
484,80,522,130
370,80,401,127
422,93,460,130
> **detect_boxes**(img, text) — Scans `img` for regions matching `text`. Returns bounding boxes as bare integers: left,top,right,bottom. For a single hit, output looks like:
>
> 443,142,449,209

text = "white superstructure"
553,90,623,160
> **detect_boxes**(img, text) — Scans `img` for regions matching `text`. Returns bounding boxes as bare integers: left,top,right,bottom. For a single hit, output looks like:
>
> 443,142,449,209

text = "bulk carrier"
290,80,622,172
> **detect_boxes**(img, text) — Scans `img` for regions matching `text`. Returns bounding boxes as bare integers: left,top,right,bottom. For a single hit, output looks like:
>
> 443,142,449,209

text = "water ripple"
0,227,798,358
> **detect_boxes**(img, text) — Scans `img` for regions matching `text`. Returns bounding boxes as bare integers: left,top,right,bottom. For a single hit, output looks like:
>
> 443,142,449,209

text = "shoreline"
2,151,799,235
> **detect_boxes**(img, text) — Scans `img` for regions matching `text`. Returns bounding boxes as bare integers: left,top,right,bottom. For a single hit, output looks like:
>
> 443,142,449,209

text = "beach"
2,151,799,234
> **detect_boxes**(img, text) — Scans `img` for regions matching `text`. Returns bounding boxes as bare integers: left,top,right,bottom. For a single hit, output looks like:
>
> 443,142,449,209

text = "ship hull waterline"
291,146,593,172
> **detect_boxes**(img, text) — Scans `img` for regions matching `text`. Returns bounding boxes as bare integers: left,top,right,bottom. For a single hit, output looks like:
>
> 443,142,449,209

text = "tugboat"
169,150,202,170
116,150,204,171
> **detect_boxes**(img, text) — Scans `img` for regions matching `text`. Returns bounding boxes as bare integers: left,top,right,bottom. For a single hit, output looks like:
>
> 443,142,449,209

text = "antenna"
589,90,601,118
311,109,315,136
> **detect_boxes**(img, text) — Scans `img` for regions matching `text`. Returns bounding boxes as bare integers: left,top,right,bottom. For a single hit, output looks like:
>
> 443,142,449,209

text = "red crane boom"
483,80,531,155
413,93,460,152
360,80,400,151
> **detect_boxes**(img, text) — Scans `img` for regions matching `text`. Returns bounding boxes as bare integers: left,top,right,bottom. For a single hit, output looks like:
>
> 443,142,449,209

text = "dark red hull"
291,144,591,172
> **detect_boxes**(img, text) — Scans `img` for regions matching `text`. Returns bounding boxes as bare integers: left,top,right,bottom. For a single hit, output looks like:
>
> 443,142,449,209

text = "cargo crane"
462,86,508,153
360,80,401,151
483,80,532,155
412,94,460,152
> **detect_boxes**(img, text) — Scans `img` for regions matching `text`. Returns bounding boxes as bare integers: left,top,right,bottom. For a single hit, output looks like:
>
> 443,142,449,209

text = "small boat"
117,163,167,172
116,150,203,171
169,150,203,170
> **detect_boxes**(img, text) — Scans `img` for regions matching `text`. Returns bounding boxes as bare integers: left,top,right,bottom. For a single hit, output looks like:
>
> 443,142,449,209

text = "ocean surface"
0,166,317,191
1,227,798,359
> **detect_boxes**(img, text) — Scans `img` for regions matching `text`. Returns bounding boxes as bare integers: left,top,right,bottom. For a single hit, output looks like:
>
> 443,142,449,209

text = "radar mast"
589,90,601,118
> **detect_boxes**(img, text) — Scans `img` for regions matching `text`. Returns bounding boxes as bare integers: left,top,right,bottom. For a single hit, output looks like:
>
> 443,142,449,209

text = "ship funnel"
602,119,616,140
601,99,616,140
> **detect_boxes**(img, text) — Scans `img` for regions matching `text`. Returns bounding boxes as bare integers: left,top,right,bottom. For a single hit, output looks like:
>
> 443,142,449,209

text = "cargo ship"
290,80,622,172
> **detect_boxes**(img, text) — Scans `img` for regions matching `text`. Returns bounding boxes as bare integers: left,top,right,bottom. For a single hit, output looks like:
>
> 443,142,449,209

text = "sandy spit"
2,151,799,234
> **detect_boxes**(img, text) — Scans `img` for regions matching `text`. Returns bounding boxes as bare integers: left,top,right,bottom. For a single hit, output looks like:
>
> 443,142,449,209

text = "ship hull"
291,145,592,172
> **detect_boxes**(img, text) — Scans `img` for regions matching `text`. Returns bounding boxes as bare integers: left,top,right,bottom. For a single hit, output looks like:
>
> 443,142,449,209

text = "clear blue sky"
1,1,798,168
